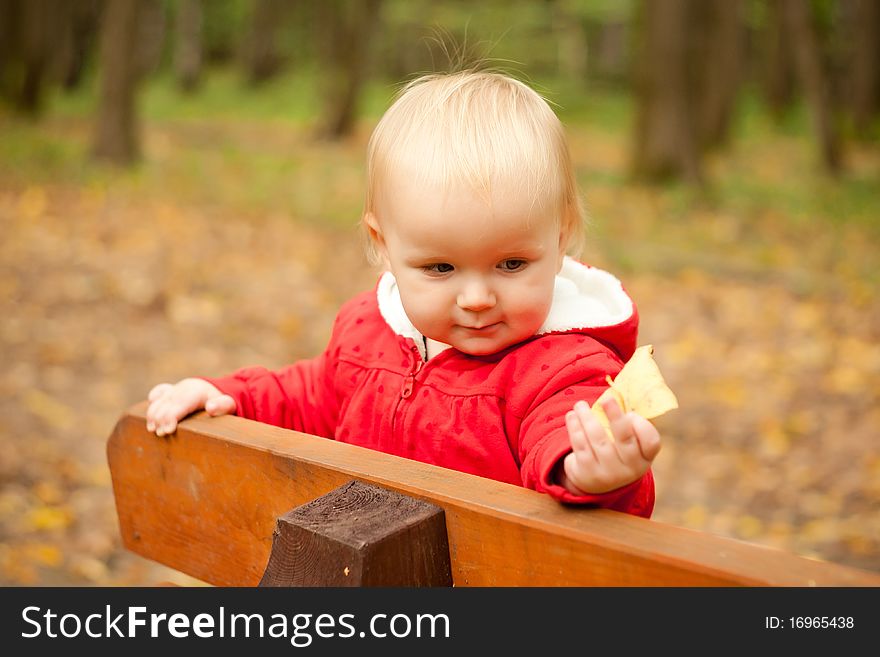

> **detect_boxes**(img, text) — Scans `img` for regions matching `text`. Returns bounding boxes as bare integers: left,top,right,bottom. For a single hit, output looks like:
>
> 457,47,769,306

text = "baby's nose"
457,280,496,311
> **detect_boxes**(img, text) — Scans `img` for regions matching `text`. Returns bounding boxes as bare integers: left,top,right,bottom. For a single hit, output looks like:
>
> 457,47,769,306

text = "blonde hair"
362,70,585,263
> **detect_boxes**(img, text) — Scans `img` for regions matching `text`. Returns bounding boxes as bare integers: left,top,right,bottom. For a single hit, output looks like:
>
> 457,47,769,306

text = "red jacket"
206,259,654,517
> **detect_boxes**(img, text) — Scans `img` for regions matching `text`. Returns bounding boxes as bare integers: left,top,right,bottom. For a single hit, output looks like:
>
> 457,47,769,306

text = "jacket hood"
377,256,637,360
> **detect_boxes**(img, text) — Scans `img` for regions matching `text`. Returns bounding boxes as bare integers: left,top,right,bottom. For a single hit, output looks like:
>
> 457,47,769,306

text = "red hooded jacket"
206,258,654,517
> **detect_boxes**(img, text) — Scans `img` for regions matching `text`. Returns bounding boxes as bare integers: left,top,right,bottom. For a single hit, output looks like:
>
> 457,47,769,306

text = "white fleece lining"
377,271,427,358
537,257,633,332
376,256,633,359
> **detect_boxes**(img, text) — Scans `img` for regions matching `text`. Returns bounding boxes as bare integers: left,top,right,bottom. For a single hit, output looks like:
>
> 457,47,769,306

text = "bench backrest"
107,402,880,587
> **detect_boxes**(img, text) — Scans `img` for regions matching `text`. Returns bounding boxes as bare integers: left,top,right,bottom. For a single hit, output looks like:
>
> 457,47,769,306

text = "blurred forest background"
0,0,878,586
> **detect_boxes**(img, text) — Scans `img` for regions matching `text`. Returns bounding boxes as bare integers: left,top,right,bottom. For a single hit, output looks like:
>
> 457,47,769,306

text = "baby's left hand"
560,398,661,495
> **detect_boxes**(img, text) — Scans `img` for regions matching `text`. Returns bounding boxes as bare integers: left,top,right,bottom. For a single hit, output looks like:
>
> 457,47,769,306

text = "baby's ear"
362,212,389,265
363,212,384,245
362,212,384,241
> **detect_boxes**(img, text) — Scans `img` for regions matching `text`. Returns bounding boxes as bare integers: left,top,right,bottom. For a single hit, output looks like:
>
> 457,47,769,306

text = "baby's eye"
423,263,454,274
499,259,527,272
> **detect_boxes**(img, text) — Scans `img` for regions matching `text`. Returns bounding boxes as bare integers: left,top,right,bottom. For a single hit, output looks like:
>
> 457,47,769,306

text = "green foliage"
561,0,636,22
200,0,250,63
7,64,877,255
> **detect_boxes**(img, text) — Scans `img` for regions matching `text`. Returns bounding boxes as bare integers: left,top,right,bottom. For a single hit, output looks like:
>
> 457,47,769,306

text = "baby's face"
371,178,565,355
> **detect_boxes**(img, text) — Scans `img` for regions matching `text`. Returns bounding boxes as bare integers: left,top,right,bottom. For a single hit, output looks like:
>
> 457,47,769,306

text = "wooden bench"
107,401,880,587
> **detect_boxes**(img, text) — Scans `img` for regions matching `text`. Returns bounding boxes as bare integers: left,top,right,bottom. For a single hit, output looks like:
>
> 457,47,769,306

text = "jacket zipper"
391,342,424,439
400,343,423,398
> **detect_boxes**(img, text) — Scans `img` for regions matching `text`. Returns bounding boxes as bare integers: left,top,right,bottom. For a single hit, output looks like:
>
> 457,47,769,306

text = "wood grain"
107,401,880,587
258,480,452,586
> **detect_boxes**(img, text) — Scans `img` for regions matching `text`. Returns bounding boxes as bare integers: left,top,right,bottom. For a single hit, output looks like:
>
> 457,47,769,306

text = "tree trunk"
694,0,744,151
93,0,142,165
175,0,203,92
782,0,842,174
18,0,49,114
6,0,64,116
55,0,101,91
0,0,23,103
243,0,286,85
849,0,880,137
594,20,630,83
315,0,383,140
135,0,166,79
762,0,796,121
549,0,587,83
632,0,702,184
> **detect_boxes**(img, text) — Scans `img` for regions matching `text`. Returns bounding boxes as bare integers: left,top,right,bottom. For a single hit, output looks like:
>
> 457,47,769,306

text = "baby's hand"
146,378,236,437
560,398,661,495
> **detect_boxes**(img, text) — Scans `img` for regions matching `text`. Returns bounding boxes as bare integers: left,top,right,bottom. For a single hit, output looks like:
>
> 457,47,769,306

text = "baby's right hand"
146,378,236,437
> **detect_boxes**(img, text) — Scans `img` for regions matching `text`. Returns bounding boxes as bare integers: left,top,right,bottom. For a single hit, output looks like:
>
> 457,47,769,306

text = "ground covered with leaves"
1,86,878,585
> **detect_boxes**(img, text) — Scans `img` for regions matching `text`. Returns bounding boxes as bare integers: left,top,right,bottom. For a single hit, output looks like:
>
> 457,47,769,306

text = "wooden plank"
107,401,880,587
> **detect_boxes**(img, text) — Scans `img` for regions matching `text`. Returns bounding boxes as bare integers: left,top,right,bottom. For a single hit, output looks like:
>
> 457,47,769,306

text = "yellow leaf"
591,345,678,440
759,418,789,457
683,505,708,528
27,505,73,531
708,378,746,409
31,544,63,568
736,515,764,539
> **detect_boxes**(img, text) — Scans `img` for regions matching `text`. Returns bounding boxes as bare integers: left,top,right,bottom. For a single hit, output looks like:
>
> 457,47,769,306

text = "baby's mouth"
460,322,501,332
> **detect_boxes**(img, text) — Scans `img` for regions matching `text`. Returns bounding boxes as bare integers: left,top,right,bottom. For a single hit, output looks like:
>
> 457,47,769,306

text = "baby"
146,70,661,517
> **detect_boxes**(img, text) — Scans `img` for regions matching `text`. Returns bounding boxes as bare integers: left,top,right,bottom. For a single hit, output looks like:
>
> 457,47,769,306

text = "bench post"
258,480,452,587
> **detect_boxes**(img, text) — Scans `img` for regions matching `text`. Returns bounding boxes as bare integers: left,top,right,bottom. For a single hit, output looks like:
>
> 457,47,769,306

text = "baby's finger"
148,382,173,402
156,419,178,438
146,398,168,433
563,450,594,493
565,408,593,457
601,396,624,422
574,401,615,462
632,415,662,462
151,400,179,437
155,404,180,436
603,400,651,470
601,397,633,441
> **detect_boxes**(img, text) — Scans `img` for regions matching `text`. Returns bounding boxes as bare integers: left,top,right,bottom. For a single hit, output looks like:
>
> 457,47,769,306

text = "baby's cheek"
403,292,447,326
516,299,553,333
